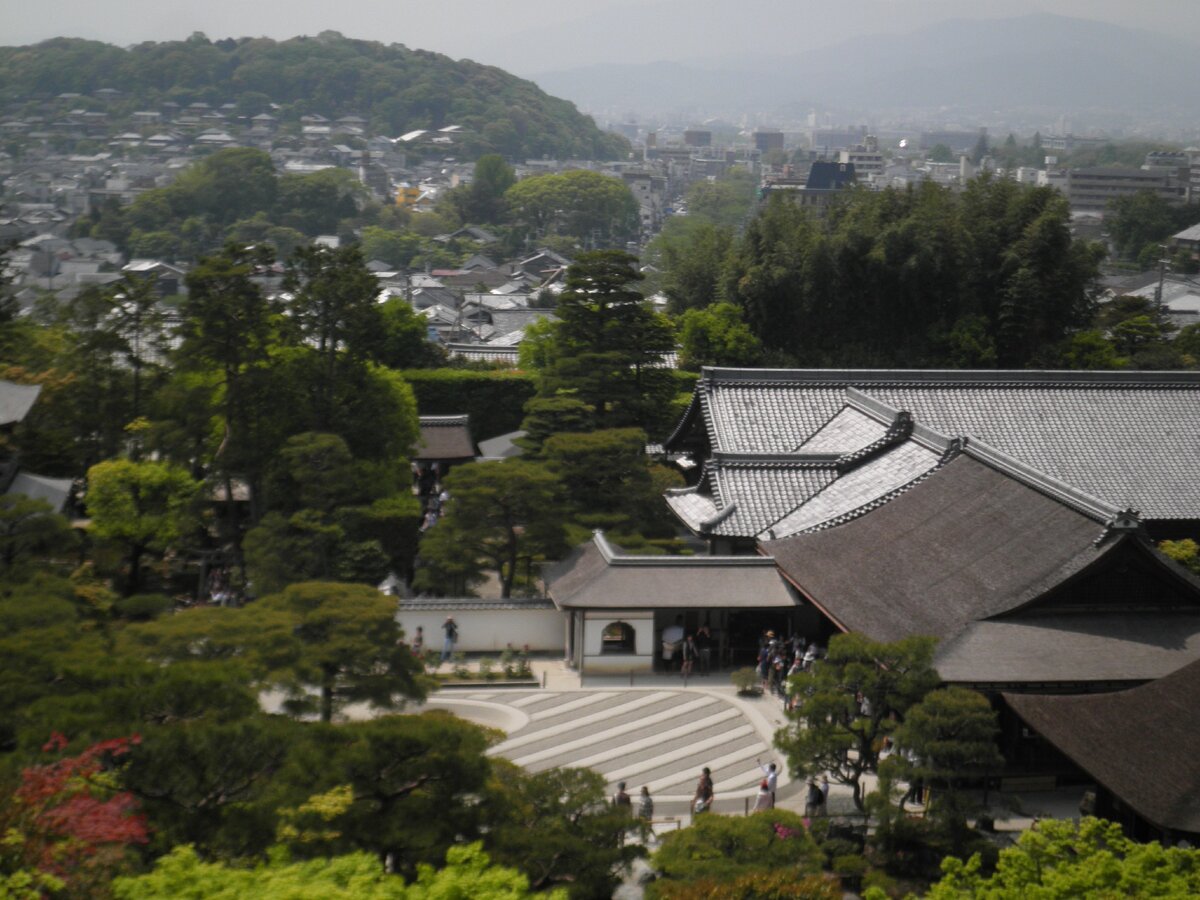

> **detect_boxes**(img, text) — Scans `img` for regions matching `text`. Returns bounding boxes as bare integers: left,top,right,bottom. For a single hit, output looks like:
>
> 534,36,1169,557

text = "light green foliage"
649,218,734,312
361,226,423,269
0,869,66,900
651,869,840,899
515,317,560,372
505,171,638,245
111,841,551,899
85,458,198,594
678,302,763,369
415,460,566,598
1160,538,1200,575
926,817,1200,899
776,634,940,811
652,809,822,888
928,144,954,163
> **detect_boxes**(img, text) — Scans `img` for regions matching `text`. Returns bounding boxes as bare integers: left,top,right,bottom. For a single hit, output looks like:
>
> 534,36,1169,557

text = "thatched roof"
766,453,1118,643
1006,659,1200,834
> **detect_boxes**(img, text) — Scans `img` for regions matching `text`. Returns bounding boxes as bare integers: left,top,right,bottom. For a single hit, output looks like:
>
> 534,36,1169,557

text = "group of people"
611,781,655,820
757,631,823,701
613,758,831,822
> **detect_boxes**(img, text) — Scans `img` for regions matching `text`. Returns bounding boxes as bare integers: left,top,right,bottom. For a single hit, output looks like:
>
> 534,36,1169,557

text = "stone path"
425,688,795,816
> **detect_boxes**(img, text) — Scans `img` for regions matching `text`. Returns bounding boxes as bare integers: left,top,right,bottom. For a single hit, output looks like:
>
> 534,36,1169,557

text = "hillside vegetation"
0,32,628,160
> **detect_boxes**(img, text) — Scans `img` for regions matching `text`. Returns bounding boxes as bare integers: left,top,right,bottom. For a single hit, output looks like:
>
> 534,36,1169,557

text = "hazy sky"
4,0,1198,74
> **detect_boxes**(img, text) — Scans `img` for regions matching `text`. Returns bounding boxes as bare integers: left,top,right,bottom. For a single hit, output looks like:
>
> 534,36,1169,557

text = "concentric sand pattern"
430,690,781,815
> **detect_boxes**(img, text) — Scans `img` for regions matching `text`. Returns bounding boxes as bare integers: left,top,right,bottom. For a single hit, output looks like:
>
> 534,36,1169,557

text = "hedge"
398,369,538,442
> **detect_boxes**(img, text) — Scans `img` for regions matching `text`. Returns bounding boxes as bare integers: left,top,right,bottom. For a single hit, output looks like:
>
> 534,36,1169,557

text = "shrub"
731,667,762,695
112,593,173,621
652,809,822,886
478,657,496,681
452,652,470,680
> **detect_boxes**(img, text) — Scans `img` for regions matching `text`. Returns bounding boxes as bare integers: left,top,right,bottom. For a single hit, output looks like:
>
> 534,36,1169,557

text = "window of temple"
600,621,636,654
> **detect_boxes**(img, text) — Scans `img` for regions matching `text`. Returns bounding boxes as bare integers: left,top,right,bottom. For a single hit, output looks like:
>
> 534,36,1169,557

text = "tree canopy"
0,34,628,161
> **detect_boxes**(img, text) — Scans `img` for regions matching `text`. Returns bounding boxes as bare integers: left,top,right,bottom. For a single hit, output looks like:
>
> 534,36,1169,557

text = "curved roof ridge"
962,437,1123,524
700,367,1200,387
592,530,776,567
764,440,960,540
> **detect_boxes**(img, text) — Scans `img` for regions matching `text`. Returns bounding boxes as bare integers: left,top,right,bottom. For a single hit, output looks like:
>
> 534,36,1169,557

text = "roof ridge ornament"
1096,507,1144,546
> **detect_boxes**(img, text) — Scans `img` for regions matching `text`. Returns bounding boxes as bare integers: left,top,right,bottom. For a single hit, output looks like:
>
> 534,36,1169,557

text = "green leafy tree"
415,460,566,598
1160,538,1200,575
360,226,422,268
775,634,940,811
926,817,1200,899
651,871,840,900
678,302,763,370
540,250,677,434
281,245,385,430
269,715,496,872
178,242,279,526
485,764,645,898
651,809,823,888
85,458,198,595
0,495,72,573
887,686,1004,851
928,144,954,163
112,841,557,899
651,219,734,312
505,170,638,246
252,581,427,722
450,154,516,224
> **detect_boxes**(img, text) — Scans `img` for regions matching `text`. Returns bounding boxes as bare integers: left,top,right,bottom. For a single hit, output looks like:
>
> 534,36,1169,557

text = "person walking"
681,634,697,677
804,778,823,817
693,766,714,815
612,781,632,809
757,758,778,807
637,786,654,820
412,625,424,655
695,625,713,675
440,616,458,664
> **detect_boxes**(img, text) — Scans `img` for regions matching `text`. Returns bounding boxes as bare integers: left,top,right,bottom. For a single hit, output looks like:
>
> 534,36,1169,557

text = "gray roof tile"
688,369,1200,520
766,441,942,538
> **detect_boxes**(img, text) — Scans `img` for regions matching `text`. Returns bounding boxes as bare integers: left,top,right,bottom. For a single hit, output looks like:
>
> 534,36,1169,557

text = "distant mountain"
533,14,1200,119
0,33,629,160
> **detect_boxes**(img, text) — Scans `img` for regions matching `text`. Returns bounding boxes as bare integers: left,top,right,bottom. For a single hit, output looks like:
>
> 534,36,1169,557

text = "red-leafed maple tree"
1,733,150,893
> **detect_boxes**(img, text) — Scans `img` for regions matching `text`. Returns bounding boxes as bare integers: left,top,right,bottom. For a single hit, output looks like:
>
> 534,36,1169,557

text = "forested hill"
0,32,629,160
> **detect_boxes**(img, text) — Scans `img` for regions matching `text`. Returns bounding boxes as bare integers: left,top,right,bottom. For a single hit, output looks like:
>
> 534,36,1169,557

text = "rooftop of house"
667,369,1200,522
546,531,797,610
413,415,476,461
0,380,42,427
1006,657,1200,834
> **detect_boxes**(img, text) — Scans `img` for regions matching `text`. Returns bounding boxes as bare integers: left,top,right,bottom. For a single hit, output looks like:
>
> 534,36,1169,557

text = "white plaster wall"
395,608,564,652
